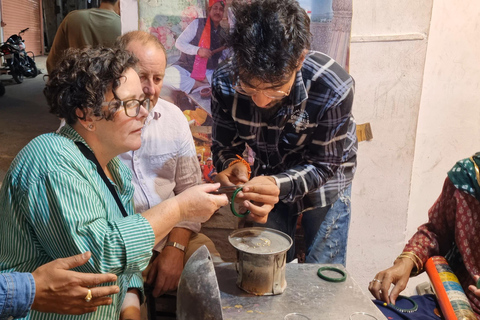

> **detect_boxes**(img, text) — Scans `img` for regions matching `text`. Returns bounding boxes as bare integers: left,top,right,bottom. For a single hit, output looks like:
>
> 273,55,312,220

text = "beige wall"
349,0,480,294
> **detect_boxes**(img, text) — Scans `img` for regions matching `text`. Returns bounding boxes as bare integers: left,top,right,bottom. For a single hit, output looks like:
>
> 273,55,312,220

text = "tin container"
228,227,293,295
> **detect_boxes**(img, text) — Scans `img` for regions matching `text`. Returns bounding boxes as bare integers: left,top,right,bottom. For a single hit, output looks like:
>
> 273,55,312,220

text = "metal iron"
177,245,223,320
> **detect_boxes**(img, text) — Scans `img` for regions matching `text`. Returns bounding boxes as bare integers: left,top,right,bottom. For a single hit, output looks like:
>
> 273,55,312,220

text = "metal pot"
228,227,292,295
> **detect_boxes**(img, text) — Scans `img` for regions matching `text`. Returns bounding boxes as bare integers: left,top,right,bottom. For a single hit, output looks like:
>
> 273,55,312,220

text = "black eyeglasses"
104,94,151,117
233,72,296,99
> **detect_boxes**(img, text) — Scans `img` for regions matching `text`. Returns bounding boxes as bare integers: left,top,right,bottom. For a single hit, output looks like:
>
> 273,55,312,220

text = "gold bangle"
397,254,418,271
398,253,421,269
228,155,251,179
396,255,419,276
401,251,424,270
396,252,423,276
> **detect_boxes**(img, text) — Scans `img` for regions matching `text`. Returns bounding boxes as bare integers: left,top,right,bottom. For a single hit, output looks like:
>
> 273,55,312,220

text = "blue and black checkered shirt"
212,51,357,212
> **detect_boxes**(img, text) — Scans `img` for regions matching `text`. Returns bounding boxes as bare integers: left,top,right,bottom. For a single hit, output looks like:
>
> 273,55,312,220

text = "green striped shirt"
0,125,155,320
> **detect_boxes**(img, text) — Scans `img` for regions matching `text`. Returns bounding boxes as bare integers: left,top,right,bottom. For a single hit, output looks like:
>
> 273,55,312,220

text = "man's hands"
368,257,415,304
197,48,213,59
217,162,279,223
215,162,249,186
145,228,191,297
174,183,228,223
145,247,184,297
31,252,119,315
239,176,279,223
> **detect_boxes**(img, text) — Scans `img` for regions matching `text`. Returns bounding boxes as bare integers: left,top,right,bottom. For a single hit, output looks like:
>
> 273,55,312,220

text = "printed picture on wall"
138,0,352,182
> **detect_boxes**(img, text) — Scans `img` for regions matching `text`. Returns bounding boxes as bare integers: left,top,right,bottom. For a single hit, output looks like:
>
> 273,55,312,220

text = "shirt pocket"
147,153,177,182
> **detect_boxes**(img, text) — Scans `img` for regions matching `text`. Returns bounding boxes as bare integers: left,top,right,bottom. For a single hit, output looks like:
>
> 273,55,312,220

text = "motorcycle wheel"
25,56,38,78
12,71,24,84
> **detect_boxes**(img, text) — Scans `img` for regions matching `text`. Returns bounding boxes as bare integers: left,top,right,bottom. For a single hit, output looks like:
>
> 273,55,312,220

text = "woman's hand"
368,257,414,304
468,275,480,298
236,176,279,224
175,183,228,223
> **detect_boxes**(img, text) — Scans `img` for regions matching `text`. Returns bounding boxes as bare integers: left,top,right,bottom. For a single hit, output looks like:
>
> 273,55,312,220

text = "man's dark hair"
229,0,311,86
44,47,138,125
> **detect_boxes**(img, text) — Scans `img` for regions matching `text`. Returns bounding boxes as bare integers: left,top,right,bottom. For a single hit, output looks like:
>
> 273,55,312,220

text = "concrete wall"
349,0,480,294
348,0,433,293
403,0,480,291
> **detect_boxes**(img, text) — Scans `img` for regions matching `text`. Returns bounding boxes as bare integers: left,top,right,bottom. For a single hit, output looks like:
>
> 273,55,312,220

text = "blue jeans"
254,185,352,265
305,185,352,265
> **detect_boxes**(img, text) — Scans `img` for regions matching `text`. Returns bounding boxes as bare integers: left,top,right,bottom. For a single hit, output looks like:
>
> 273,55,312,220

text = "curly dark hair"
44,47,138,125
229,0,311,86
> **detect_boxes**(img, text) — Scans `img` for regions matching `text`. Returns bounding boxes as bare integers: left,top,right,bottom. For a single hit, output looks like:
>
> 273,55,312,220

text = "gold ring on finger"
85,289,93,302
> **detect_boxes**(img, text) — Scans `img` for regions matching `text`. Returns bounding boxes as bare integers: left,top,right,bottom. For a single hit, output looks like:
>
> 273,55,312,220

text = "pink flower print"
139,19,146,32
149,26,176,50
180,6,199,30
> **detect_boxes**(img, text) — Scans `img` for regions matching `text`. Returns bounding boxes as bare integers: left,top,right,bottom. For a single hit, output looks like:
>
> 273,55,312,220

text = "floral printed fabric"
139,0,205,64
404,177,480,318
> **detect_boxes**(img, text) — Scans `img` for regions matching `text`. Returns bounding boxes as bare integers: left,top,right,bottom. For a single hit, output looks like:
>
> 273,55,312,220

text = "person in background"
202,157,217,183
211,0,357,264
0,252,119,319
116,31,223,298
163,0,226,95
46,0,121,74
369,153,480,318
0,47,227,320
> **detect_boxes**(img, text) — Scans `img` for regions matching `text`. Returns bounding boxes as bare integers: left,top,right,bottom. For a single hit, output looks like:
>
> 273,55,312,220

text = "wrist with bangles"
395,251,423,276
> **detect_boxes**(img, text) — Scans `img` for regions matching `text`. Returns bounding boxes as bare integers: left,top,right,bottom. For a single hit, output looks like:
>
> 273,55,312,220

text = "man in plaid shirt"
211,0,357,264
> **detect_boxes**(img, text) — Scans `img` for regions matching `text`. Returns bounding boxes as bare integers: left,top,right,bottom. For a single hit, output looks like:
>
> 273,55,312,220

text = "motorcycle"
0,27,38,84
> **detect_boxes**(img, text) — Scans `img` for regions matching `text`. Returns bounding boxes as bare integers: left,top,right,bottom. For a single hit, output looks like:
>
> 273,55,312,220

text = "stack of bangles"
396,251,423,276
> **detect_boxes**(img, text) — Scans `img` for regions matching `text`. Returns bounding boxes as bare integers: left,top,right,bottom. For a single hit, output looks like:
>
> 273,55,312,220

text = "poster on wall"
137,0,352,183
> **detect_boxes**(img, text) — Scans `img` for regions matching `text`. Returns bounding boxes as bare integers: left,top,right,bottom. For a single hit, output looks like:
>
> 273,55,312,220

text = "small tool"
209,185,244,195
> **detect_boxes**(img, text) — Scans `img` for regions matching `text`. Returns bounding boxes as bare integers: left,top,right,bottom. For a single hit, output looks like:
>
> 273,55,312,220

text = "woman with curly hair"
0,47,228,320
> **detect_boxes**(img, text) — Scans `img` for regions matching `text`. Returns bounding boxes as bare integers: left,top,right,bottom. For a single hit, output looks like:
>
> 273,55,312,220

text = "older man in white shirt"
117,31,221,298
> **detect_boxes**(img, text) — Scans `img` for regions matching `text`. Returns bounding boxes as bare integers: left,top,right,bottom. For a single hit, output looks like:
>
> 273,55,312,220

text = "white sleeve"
175,19,201,56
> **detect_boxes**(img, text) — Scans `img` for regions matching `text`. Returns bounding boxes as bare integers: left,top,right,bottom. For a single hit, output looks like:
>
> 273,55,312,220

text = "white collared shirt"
119,98,202,251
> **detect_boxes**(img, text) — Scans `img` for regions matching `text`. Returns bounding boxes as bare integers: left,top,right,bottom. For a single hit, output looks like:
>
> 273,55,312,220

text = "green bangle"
317,266,347,282
389,295,418,313
476,278,480,289
230,187,250,218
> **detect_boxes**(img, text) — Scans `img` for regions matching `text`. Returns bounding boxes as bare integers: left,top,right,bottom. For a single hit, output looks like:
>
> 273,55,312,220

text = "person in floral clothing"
370,153,480,319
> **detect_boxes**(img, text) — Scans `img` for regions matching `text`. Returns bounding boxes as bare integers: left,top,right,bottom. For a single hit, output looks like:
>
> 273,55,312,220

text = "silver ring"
372,278,382,283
